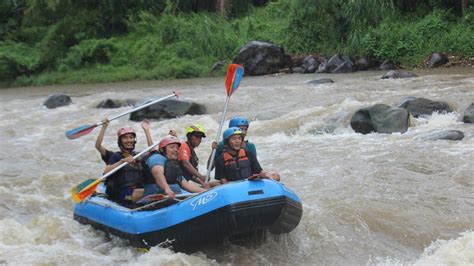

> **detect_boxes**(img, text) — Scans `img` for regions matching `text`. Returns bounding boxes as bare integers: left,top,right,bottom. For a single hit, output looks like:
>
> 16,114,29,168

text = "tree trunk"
461,0,469,17
215,0,232,17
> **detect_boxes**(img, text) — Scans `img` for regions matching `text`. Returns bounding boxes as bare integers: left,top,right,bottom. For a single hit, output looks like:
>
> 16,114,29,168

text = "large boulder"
43,93,72,109
354,57,376,71
129,99,206,121
398,97,453,117
301,55,319,73
96,99,137,108
426,53,449,68
462,103,474,123
351,104,410,134
317,54,354,74
332,61,354,74
381,70,418,79
233,41,291,76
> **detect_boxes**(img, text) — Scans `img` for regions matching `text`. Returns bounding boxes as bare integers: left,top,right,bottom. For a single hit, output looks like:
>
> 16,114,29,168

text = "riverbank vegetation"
1,0,472,87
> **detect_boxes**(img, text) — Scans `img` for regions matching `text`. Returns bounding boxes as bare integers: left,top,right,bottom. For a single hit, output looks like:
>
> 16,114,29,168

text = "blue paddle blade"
74,178,97,193
225,64,244,96
66,124,96,139
231,66,244,92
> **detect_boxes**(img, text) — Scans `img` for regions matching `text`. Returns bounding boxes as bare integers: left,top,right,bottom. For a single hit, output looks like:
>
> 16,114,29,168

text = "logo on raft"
190,191,218,210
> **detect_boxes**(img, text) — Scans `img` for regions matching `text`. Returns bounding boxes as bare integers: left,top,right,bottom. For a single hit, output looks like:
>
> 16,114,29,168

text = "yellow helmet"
185,124,206,138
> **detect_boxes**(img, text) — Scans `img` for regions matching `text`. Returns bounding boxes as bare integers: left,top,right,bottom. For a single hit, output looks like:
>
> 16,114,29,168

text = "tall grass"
2,0,473,87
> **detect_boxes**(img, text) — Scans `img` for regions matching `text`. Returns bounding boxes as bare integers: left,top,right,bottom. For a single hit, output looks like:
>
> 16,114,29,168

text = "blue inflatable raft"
73,179,303,250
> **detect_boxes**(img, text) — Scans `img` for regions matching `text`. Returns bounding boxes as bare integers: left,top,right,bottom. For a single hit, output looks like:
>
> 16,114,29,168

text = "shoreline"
1,62,473,90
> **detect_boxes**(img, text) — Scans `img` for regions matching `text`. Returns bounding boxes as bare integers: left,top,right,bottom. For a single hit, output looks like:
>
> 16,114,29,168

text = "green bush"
60,39,116,70
361,10,473,66
0,41,40,81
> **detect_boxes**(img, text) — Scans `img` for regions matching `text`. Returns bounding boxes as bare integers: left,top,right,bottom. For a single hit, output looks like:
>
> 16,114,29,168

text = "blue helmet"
223,127,243,141
229,116,249,128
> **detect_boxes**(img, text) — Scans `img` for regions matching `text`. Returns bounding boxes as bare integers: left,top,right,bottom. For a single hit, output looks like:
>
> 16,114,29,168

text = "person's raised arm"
141,119,153,147
95,118,109,157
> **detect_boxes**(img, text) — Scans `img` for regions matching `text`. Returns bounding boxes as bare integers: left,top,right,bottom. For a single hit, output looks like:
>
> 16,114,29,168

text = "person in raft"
214,127,278,184
103,126,145,205
211,117,280,181
213,116,256,159
143,135,206,199
178,124,220,188
95,118,155,164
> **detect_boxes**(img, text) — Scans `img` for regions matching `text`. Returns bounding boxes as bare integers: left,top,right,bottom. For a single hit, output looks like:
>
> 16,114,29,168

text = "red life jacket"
222,149,253,181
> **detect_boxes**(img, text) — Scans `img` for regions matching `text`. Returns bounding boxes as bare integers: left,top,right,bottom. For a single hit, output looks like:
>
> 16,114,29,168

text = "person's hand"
101,118,109,128
141,119,150,131
121,155,135,164
203,182,211,189
211,141,218,149
169,129,177,137
164,187,176,199
258,171,270,179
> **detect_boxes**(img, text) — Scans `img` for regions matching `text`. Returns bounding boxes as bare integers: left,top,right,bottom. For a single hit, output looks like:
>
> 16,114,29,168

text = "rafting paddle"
70,142,159,203
136,193,197,204
205,64,244,182
66,92,179,139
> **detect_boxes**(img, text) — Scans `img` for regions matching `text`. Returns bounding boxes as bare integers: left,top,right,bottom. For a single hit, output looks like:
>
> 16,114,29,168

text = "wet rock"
426,53,449,68
96,99,137,108
351,104,409,134
351,109,375,134
43,93,72,109
332,61,354,74
211,60,226,72
129,99,206,121
307,78,334,85
381,70,418,79
316,60,328,73
325,54,346,72
423,130,464,141
291,67,305,74
355,57,376,71
378,59,395,70
462,103,474,123
398,97,453,117
233,41,290,76
316,54,354,74
301,55,319,73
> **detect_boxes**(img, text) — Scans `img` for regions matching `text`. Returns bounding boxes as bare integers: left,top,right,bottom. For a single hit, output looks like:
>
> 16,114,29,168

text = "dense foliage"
0,0,472,86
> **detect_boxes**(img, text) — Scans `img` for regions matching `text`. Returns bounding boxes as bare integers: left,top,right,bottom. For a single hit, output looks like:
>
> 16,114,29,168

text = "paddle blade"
66,124,97,139
136,194,167,204
70,178,101,203
225,64,244,97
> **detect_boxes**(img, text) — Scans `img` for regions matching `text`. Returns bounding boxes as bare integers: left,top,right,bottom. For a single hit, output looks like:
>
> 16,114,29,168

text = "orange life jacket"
222,149,252,181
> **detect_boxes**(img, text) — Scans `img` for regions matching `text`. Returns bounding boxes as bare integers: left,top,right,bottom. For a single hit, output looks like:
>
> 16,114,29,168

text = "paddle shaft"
205,96,230,182
75,141,159,201
66,92,178,139
100,141,159,182
101,92,177,126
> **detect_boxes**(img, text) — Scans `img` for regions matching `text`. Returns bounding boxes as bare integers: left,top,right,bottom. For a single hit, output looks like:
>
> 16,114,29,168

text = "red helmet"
117,126,136,138
159,135,181,150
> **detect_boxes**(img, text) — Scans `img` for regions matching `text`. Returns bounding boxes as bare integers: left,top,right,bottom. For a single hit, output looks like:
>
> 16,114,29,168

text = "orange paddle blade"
225,64,244,97
70,178,101,203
